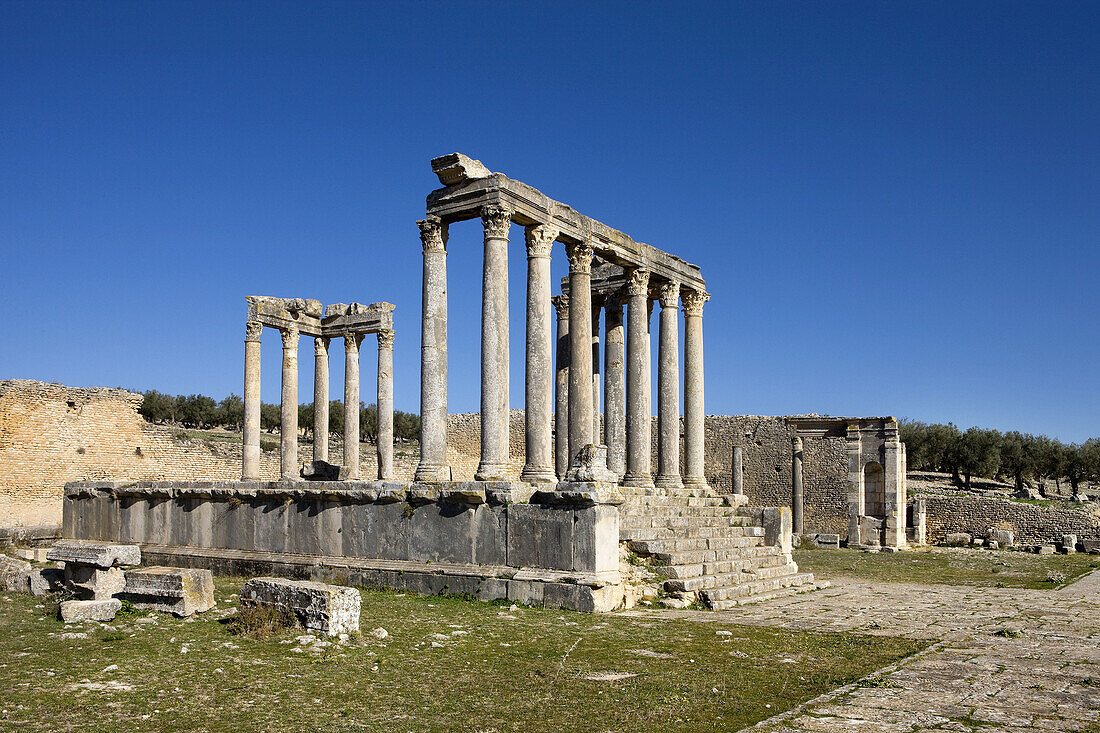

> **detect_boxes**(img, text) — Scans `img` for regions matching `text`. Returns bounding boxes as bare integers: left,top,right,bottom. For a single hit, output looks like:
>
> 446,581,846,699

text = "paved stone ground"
624,570,1100,732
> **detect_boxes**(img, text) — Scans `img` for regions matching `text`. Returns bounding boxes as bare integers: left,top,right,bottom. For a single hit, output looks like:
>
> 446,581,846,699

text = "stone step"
706,579,830,610
700,572,816,604
654,553,790,580
620,525,761,542
619,504,743,518
643,545,785,566
618,515,755,530
664,562,801,592
628,536,765,555
622,496,729,508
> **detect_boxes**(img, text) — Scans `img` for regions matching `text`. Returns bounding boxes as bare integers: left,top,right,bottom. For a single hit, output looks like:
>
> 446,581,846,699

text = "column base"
475,463,510,482
654,474,684,490
415,464,452,482
682,476,708,487
621,472,655,489
520,465,558,484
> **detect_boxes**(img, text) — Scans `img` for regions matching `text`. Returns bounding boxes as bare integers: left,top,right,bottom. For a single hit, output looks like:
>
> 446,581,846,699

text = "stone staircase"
620,487,820,609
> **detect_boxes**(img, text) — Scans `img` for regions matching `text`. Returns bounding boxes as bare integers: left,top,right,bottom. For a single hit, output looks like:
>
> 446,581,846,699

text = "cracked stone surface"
628,570,1100,732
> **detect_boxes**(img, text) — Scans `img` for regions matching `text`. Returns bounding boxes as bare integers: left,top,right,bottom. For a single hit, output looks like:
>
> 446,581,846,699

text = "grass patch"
0,577,928,732
227,604,298,639
793,546,1100,590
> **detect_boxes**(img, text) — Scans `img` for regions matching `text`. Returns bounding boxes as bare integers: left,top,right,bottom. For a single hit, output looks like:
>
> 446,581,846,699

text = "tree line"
900,420,1100,494
138,391,420,443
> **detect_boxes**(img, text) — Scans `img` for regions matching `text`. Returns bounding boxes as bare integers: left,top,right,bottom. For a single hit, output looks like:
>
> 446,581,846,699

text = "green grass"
794,546,1100,589
0,578,928,732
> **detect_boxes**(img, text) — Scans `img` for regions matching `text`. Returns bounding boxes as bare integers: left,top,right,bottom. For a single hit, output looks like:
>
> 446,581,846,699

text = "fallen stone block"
1037,545,1056,556
1082,539,1100,554
944,533,971,546
813,534,840,549
121,566,216,617
1,555,31,592
987,540,1000,550
13,547,49,562
1062,535,1078,554
990,529,1014,547
64,564,126,601
29,567,63,596
47,541,140,568
239,577,360,636
60,598,122,623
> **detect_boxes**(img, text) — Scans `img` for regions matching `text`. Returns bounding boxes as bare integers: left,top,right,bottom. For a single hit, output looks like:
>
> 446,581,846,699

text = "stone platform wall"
63,480,622,611
922,495,1100,545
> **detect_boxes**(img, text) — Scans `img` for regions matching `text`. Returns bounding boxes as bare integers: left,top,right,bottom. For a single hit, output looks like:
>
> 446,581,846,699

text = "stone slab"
47,540,140,568
1,555,31,592
64,564,126,600
29,567,63,596
239,577,360,636
813,534,841,549
60,598,121,623
121,566,215,616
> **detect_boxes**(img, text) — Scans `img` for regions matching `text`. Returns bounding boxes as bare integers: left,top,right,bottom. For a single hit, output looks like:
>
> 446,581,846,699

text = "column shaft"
377,330,394,480
280,327,299,480
416,217,450,482
552,295,571,479
521,225,558,483
604,298,626,477
313,338,330,464
792,436,804,533
344,334,362,479
566,243,594,463
732,445,744,495
242,321,262,480
622,269,653,488
591,299,602,444
654,281,683,489
682,290,709,486
476,204,512,481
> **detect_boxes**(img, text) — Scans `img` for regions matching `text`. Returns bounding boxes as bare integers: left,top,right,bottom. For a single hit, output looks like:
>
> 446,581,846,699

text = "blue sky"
2,1,1097,442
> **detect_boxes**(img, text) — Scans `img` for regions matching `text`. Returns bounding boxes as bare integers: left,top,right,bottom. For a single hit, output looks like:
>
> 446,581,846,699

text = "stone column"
622,269,653,488
591,298,602,444
565,242,595,463
521,224,558,483
416,216,450,482
846,425,863,544
376,329,394,480
476,204,513,481
603,296,626,477
552,295,571,479
344,333,363,480
883,420,905,548
279,326,300,481
242,320,263,480
654,281,683,490
731,445,744,496
313,337,330,464
681,290,709,487
792,436,804,534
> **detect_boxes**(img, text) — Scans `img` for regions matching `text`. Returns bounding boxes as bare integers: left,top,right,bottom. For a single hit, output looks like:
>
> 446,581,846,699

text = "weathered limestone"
344,333,362,480
121,566,215,616
681,289,709,486
603,297,626,478
552,295,571,480
521,224,557,483
623,268,653,488
242,321,263,480
654,281,683,489
60,598,121,623
377,329,395,480
49,540,140,600
591,298,602,444
280,327,300,481
731,445,745,496
1,554,31,592
792,436,805,534
566,242,595,463
313,337,330,463
416,216,450,482
476,204,513,481
239,577,361,636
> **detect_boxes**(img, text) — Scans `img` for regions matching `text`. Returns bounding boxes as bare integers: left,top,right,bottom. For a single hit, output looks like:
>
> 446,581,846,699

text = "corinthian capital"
658,280,680,308
481,204,514,239
551,294,570,320
625,268,650,297
314,337,330,354
377,329,395,349
245,320,263,341
565,242,594,274
344,332,363,352
524,224,558,258
280,326,299,349
681,289,710,316
417,216,449,253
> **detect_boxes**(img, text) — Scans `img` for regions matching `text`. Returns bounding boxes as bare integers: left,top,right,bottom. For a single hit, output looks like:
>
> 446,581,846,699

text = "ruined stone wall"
922,495,1100,545
445,411,526,481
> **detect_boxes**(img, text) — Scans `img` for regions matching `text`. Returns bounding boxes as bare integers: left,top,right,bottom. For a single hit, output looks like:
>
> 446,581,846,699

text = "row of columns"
415,208,709,488
241,323,395,481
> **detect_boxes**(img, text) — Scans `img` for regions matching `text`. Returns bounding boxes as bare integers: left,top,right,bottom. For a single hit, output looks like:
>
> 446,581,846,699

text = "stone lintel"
249,298,395,338
425,170,706,293
786,416,898,439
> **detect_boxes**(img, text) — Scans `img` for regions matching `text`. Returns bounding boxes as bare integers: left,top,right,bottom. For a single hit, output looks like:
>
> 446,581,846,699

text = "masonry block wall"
923,495,1100,544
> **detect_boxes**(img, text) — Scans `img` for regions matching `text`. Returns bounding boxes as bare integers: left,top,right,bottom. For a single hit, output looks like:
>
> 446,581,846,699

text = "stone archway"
864,461,885,518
